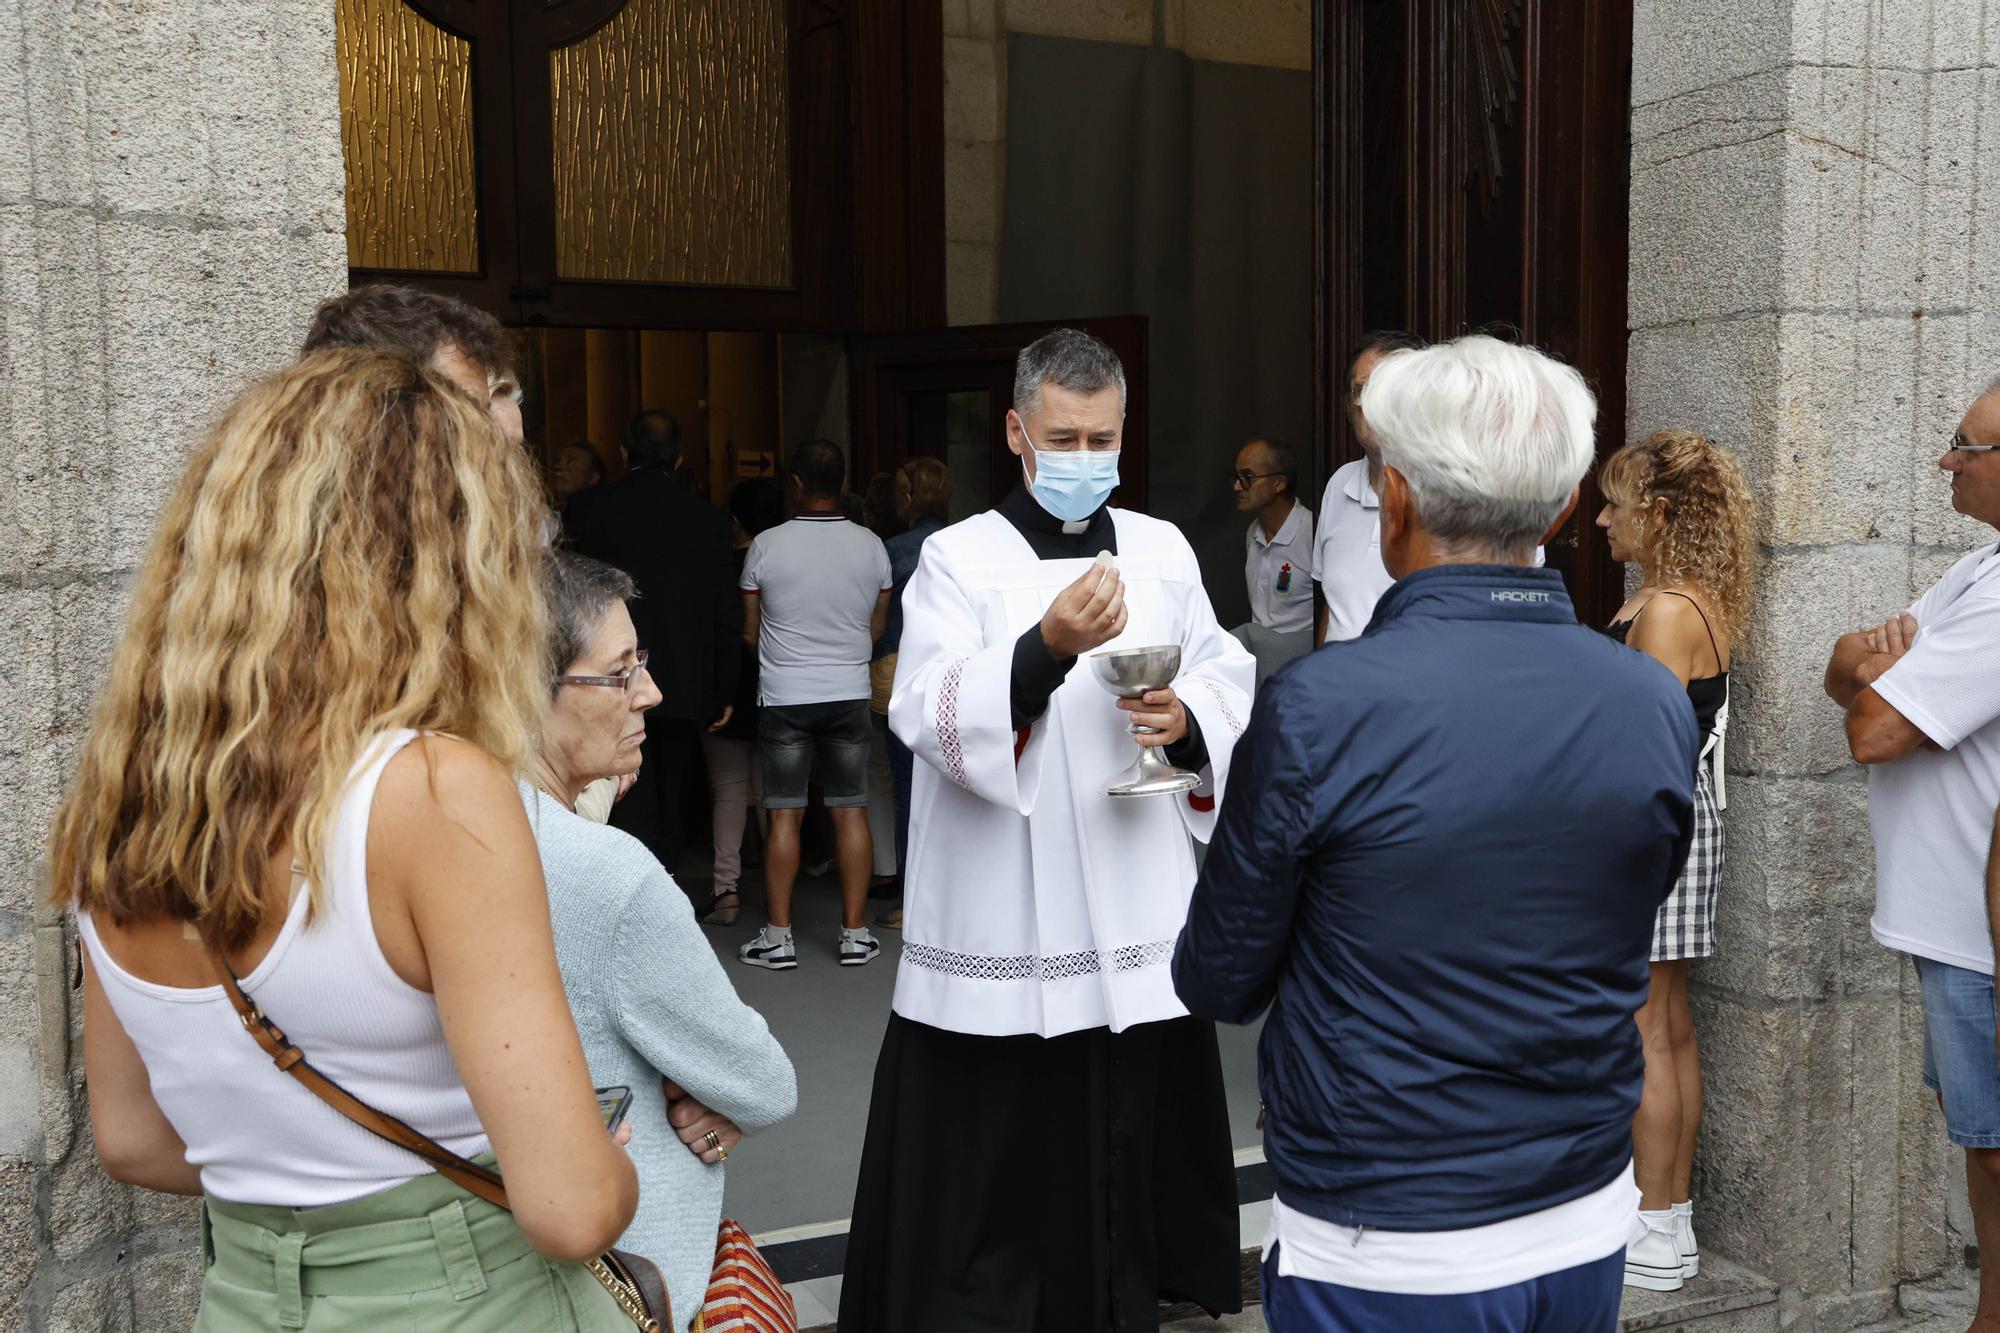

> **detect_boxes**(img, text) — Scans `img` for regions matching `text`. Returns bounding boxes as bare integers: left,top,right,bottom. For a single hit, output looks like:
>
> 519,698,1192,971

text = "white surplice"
888,507,1256,1038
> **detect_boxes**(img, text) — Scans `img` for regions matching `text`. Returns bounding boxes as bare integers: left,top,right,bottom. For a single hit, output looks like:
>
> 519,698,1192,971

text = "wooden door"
851,317,1152,517
1317,0,1633,625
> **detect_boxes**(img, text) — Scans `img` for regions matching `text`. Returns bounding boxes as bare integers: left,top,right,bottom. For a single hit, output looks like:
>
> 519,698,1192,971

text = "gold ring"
716,1147,728,1162
702,1129,721,1153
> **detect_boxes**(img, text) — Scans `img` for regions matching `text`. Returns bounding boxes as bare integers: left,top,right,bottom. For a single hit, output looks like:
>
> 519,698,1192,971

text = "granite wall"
1626,0,1997,1322
0,2,347,1326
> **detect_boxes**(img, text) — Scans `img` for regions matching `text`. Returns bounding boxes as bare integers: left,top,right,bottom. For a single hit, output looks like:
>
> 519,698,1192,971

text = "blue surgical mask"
1023,435,1121,522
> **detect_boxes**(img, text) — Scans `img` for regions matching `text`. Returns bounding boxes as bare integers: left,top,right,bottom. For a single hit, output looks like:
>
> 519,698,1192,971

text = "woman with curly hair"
48,350,643,1329
1595,428,1756,1295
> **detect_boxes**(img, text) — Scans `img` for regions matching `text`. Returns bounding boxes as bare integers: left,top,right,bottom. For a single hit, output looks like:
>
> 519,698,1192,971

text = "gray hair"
1013,328,1127,417
1358,334,1596,559
543,549,637,692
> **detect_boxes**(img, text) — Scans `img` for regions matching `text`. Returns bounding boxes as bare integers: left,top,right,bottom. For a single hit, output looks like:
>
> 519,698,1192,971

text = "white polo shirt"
741,514,892,707
1313,460,1394,643
1244,502,1315,634
1868,542,2000,975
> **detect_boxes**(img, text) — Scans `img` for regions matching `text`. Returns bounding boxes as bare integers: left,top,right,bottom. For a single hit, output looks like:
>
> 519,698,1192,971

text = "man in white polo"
1314,332,1425,646
1826,378,2000,1332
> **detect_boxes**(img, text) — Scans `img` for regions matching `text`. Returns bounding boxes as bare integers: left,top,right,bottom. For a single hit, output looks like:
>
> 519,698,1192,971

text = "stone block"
1724,312,1916,549
1917,68,1981,313
945,0,999,39
14,0,91,208
1173,0,1312,72
1627,315,1781,457
1630,132,1788,327
21,209,344,580
1630,68,1787,172
1004,0,1152,45
1689,990,1909,1297
43,0,343,230
47,1141,132,1264
1730,542,1911,777
44,1270,134,1333
946,241,998,327
0,589,56,917
1695,774,1880,1003
944,36,1002,143
0,1157,41,1320
1793,0,1941,72
1898,957,1957,1282
0,1043,35,1161
0,2,28,201
1630,0,1790,108
944,138,1002,245
127,1248,201,1327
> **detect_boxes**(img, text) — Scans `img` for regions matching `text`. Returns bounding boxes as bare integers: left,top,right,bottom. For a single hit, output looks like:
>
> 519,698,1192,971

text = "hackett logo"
1490,589,1551,604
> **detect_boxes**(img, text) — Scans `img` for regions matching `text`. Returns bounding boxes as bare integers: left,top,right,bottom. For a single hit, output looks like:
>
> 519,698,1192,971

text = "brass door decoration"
550,0,792,287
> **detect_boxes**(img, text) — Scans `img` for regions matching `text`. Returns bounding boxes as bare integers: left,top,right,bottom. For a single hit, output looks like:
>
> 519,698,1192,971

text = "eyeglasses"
557,649,651,692
1231,470,1284,488
1948,434,2000,456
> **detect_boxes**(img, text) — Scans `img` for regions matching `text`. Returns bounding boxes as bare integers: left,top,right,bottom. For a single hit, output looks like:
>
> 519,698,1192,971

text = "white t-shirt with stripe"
741,513,892,707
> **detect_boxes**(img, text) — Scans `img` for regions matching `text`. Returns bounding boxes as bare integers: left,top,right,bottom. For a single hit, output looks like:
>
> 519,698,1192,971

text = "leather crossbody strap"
203,945,508,1209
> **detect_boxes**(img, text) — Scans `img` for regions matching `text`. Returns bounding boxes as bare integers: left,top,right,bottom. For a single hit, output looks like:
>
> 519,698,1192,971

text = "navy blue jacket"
1173,563,1696,1231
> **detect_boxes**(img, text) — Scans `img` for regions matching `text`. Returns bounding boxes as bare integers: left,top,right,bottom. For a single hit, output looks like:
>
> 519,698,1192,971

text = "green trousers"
195,1170,636,1332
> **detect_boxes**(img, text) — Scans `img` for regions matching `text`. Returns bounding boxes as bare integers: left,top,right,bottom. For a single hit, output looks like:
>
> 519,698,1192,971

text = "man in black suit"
564,410,741,869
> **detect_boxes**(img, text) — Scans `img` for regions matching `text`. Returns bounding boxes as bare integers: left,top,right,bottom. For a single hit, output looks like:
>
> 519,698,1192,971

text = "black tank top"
1605,591,1728,744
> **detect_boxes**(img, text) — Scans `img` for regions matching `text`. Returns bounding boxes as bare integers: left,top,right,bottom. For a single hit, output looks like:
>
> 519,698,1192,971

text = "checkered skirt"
1654,764,1722,961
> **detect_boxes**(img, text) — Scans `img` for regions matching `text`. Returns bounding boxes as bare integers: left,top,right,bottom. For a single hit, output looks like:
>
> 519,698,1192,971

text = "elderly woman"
527,549,799,1330
1596,429,1754,1294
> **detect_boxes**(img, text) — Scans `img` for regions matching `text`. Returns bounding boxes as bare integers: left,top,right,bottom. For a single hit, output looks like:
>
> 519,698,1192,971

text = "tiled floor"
674,856,1266,1237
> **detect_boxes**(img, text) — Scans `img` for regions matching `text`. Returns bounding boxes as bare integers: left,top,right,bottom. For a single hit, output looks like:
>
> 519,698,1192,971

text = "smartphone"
595,1085,633,1136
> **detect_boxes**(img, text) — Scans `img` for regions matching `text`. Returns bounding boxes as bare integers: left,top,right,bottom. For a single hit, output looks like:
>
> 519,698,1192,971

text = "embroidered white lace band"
904,938,1177,982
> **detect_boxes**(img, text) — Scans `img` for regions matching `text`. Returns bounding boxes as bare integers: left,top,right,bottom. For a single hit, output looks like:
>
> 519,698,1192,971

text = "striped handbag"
700,1219,798,1332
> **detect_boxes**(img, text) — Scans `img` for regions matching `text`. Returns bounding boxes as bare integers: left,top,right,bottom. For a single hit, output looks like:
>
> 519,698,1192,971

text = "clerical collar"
999,484,1102,535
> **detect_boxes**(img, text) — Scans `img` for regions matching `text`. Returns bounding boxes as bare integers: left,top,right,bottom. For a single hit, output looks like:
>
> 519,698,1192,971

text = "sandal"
874,907,902,930
700,891,741,926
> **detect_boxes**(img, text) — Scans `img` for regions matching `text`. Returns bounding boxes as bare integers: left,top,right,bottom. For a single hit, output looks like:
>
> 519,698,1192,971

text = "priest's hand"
1117,688,1188,747
1041,564,1127,658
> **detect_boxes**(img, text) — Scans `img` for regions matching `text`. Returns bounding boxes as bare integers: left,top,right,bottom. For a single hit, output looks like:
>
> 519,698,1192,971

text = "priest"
838,328,1257,1331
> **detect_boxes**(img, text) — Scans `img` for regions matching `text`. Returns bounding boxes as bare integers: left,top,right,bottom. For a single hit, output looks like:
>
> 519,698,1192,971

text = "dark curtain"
999,34,1314,628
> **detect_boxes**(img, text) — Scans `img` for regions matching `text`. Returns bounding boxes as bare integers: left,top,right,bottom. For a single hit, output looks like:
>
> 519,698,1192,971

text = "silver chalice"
1090,644,1201,799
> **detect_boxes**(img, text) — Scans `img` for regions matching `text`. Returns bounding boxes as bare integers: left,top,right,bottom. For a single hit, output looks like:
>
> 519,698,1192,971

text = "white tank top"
78,731,491,1206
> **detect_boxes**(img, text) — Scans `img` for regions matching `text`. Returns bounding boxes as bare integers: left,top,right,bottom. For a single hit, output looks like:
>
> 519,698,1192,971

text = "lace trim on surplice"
902,938,1176,982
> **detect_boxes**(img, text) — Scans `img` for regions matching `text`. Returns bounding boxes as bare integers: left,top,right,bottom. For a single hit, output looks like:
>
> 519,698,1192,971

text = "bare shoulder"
372,737,534,869
1631,590,1725,661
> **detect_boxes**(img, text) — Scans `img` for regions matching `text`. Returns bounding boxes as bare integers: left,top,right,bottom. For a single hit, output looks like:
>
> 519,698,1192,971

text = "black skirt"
837,1012,1243,1332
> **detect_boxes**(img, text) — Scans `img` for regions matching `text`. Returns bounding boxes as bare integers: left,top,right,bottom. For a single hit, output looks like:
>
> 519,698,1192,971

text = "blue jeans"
1916,954,2000,1148
1261,1243,1623,1333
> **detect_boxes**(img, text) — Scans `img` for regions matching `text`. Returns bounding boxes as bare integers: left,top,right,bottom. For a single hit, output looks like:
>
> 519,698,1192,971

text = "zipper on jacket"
1350,1224,1368,1248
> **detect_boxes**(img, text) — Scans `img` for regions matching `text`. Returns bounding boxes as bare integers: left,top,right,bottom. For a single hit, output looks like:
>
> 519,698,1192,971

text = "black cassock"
837,488,1241,1332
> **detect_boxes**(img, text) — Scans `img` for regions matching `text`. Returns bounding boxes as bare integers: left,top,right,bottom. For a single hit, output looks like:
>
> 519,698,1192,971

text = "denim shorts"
1916,954,2000,1148
759,699,871,810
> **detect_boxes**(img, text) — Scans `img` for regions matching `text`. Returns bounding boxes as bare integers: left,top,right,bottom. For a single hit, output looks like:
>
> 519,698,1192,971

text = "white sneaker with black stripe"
838,927,881,967
1673,1202,1699,1277
1624,1214,1685,1292
738,927,797,971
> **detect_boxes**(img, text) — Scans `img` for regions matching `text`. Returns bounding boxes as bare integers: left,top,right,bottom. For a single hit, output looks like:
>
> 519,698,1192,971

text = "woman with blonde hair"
1595,428,1755,1296
48,349,644,1330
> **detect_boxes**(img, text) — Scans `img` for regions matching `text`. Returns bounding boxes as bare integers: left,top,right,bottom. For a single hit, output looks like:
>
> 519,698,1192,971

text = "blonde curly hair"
48,348,550,950
1599,429,1756,644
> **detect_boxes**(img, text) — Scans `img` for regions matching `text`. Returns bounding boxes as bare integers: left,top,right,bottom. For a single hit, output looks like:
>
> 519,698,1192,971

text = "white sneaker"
1673,1202,1699,1277
838,927,881,967
738,927,797,970
1624,1219,1685,1292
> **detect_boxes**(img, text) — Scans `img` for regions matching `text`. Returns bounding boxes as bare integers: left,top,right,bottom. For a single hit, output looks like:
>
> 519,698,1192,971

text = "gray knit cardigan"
525,787,797,1330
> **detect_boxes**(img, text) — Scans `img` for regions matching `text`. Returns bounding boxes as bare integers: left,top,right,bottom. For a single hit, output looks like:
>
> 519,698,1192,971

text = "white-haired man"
1176,335,1698,1331
840,328,1256,1331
